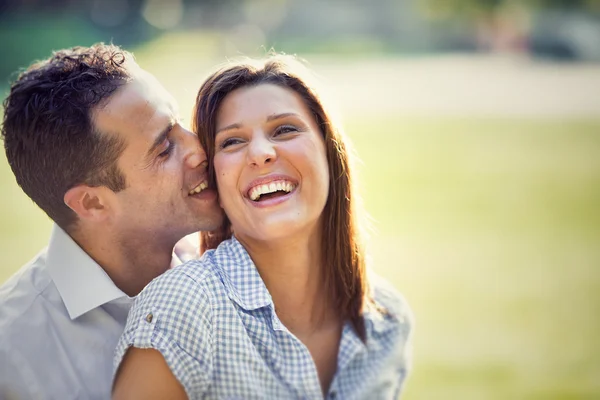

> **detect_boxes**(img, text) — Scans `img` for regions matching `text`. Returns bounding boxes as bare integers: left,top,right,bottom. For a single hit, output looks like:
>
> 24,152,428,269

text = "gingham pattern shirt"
114,237,413,400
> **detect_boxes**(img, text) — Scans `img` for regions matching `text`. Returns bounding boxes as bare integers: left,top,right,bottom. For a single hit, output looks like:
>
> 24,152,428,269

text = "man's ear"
64,185,113,222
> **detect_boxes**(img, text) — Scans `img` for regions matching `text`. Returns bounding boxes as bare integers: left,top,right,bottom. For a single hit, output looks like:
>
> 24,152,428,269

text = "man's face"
93,69,223,244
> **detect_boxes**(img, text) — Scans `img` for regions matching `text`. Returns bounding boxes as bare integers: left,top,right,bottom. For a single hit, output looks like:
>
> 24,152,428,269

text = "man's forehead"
130,69,178,111
93,69,175,113
92,69,178,150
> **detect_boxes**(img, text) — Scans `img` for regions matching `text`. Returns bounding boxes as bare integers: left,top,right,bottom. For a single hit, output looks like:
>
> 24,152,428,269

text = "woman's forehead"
216,84,310,127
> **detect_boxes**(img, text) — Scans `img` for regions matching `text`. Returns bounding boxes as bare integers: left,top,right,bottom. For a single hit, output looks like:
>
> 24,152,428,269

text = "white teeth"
189,181,208,195
248,180,296,201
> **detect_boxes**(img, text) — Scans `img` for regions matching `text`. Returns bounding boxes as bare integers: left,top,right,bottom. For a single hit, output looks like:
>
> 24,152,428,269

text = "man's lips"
188,180,208,196
187,177,218,202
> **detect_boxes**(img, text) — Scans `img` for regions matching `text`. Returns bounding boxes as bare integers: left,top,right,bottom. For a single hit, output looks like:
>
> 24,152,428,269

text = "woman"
112,55,412,399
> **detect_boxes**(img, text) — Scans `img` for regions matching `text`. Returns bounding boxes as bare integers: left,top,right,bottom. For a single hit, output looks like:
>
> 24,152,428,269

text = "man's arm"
112,347,188,400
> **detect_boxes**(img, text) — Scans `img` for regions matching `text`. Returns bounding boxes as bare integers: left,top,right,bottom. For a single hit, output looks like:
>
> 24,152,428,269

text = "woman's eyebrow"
216,113,301,135
266,112,300,122
216,123,241,134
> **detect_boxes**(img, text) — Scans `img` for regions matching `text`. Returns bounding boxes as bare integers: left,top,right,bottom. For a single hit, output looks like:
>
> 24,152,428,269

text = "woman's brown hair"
192,55,369,341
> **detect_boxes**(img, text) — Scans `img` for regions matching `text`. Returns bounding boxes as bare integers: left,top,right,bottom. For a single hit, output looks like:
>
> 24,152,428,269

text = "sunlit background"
1,0,600,399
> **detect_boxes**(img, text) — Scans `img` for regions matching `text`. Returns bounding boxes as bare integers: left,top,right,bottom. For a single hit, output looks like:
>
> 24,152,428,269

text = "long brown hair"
192,55,369,341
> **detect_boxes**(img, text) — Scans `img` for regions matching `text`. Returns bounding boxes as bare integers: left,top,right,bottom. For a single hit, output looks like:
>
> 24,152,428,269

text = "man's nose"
247,133,276,167
181,129,205,169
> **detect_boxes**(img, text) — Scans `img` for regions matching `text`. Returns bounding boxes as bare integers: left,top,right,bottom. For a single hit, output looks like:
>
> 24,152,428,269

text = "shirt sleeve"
392,318,413,399
371,274,415,397
113,265,214,398
0,346,45,400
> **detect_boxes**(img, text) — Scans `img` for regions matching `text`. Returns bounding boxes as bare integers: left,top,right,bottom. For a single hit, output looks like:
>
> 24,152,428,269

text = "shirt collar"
46,224,130,320
213,236,272,311
214,237,404,334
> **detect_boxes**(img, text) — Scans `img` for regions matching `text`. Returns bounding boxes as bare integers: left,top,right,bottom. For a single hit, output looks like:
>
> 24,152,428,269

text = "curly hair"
2,43,133,231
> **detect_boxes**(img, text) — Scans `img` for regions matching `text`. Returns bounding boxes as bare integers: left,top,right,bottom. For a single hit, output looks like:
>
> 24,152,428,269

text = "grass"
345,117,600,399
0,44,599,398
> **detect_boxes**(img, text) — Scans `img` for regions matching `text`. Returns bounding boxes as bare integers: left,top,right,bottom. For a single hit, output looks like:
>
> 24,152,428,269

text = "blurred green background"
1,1,600,399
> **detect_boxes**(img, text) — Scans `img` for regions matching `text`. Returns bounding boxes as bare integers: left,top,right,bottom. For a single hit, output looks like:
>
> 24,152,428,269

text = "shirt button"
145,313,153,323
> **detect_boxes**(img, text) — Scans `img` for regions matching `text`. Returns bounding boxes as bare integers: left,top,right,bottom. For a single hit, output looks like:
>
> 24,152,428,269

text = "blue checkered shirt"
114,237,413,399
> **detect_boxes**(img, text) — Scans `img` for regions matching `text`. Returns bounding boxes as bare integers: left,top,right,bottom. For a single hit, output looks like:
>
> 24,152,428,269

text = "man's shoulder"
0,249,59,330
0,249,119,399
0,248,68,360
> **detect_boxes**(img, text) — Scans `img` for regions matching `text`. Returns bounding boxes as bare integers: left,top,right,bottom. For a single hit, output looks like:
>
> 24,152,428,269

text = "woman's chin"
234,214,323,245
241,226,296,243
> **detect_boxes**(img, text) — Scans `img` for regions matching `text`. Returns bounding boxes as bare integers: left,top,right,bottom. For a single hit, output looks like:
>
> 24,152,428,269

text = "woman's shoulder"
115,250,227,395
134,237,251,311
123,248,229,351
129,245,235,328
368,274,414,328
141,252,219,300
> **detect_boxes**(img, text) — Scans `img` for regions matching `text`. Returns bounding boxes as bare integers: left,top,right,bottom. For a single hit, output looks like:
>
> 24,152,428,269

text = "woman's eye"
220,137,243,149
274,125,298,136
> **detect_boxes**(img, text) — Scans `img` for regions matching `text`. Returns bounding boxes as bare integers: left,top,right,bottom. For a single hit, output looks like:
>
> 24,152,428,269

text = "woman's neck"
236,227,334,334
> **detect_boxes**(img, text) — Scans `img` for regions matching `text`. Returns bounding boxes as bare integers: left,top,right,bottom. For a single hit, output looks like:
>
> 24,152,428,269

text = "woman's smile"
245,174,298,208
214,83,329,242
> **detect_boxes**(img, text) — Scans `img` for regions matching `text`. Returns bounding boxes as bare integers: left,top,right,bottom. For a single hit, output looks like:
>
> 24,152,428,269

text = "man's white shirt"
0,224,184,400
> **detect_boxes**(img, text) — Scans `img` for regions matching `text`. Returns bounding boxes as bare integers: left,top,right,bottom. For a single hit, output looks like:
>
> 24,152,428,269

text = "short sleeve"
113,263,214,398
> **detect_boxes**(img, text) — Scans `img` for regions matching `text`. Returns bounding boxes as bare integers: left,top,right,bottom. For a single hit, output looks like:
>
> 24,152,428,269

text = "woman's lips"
244,174,298,200
246,187,296,208
248,180,296,201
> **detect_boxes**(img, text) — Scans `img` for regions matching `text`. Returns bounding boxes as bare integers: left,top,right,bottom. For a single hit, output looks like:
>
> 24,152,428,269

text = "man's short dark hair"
2,43,134,231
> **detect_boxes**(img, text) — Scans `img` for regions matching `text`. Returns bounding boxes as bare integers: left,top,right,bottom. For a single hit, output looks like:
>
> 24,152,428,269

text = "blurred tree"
0,0,155,83
417,0,502,20
416,0,600,55
528,0,600,10
417,0,600,19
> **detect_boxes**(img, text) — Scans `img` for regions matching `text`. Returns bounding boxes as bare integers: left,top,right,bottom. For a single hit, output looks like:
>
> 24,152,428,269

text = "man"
0,43,223,399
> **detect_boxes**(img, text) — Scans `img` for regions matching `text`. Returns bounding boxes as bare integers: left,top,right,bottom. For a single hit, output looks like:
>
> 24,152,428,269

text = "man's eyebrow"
146,120,175,157
216,113,301,134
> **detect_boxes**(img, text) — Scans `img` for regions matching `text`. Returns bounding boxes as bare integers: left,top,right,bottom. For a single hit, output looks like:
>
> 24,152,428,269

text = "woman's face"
213,83,330,243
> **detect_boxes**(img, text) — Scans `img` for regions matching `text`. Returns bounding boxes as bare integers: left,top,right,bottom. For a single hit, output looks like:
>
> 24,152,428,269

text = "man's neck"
71,228,177,297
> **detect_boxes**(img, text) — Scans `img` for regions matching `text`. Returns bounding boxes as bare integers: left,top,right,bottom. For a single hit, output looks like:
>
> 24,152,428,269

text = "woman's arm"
113,262,215,398
112,348,188,400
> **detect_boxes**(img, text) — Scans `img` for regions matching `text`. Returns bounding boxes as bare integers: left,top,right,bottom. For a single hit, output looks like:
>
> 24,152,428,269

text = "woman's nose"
247,134,276,167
